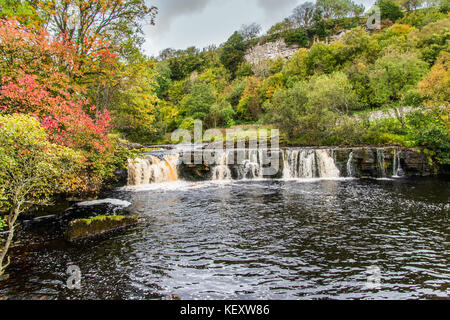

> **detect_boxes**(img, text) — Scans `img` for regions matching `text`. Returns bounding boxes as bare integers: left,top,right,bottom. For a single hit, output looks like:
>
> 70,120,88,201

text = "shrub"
0,114,84,277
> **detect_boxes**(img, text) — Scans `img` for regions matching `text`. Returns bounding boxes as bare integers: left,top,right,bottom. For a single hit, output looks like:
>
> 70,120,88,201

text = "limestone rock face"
245,39,298,64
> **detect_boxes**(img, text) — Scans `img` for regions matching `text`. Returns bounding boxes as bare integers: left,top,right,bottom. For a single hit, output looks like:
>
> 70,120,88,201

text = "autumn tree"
0,19,114,191
46,0,157,59
111,59,159,144
418,51,450,127
0,114,84,278
0,0,43,25
236,76,263,121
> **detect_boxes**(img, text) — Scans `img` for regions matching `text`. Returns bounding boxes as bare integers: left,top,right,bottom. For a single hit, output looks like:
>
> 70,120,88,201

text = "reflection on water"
0,178,449,300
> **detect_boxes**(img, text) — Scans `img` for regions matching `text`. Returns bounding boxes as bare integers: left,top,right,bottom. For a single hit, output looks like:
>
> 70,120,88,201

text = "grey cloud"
256,0,298,13
154,0,213,35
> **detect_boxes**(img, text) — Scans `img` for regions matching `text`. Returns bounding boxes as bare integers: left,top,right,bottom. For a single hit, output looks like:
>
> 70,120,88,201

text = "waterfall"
212,151,232,181
393,148,404,177
283,149,340,179
347,151,355,177
237,149,264,180
128,148,345,185
377,149,386,178
127,154,179,186
316,150,341,178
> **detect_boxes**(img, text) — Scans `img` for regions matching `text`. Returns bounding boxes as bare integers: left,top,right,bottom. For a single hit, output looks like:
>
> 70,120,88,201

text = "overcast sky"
142,0,377,57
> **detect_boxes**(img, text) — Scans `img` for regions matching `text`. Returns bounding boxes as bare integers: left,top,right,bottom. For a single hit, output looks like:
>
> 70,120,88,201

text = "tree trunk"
0,205,21,278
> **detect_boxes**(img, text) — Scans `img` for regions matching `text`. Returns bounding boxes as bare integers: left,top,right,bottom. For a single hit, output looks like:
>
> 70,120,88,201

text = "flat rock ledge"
65,216,139,243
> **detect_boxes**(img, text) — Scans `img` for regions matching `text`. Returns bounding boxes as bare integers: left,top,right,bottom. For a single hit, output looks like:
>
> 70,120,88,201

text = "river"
0,175,448,300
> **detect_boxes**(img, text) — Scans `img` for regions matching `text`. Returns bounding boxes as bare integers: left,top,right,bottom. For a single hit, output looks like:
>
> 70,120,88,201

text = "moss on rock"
65,215,139,242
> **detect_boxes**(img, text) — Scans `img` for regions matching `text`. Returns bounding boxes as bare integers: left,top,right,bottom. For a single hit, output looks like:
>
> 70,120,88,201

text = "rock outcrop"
65,216,139,242
245,39,298,64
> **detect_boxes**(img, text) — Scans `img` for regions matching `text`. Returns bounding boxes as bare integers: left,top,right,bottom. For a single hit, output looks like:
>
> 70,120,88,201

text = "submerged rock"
64,216,139,242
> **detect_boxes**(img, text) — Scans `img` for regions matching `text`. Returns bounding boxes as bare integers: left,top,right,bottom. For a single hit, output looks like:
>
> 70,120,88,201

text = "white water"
76,199,131,207
377,149,386,178
316,150,341,178
212,151,232,181
127,154,179,186
128,148,345,185
347,151,355,177
393,148,404,177
283,149,340,179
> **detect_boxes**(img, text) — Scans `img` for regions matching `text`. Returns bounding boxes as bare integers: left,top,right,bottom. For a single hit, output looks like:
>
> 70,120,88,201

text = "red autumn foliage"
0,19,113,155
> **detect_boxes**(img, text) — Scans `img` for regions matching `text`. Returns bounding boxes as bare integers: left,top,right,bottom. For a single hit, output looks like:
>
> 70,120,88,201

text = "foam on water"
76,199,131,207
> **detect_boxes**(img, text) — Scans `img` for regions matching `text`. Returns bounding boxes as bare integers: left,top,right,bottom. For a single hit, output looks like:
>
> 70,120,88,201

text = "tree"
0,20,115,191
283,48,309,80
220,32,246,78
153,61,173,99
369,51,429,105
0,0,43,25
345,61,378,106
377,0,404,22
408,17,450,65
418,51,450,111
181,82,216,120
207,100,235,128
167,47,205,81
263,81,337,142
0,19,82,94
110,60,159,144
307,42,338,75
266,18,294,36
316,0,364,19
263,82,309,138
236,76,262,121
0,114,83,278
307,72,360,114
340,27,380,63
46,0,157,59
397,0,424,11
238,23,262,41
291,2,316,28
44,0,158,117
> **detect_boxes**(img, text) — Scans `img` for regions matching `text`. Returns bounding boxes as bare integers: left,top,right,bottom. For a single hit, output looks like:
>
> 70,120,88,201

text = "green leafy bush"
406,111,450,164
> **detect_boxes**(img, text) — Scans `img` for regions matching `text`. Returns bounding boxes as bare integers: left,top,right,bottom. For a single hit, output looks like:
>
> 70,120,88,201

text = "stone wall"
245,39,298,64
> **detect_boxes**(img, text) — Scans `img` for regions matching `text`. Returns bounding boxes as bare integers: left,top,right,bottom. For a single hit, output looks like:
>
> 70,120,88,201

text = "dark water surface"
1,178,449,300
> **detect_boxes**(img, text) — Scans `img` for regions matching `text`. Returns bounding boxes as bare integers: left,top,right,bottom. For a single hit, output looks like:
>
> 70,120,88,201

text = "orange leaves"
0,19,82,94
418,52,450,108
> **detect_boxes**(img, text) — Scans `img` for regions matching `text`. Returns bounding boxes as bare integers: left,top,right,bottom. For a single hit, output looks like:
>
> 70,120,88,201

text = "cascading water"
212,151,232,181
393,148,404,177
347,151,355,177
127,154,179,186
316,150,341,178
283,149,340,179
237,149,264,180
377,149,386,178
128,148,348,185
283,150,317,179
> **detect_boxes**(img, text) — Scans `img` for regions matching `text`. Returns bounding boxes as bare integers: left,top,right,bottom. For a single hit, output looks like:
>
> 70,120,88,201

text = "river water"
0,177,448,300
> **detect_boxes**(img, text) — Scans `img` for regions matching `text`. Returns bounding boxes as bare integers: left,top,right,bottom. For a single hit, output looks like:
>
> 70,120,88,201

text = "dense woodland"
0,0,449,276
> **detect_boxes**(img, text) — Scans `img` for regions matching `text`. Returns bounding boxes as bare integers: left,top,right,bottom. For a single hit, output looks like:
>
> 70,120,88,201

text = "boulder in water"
65,216,139,242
